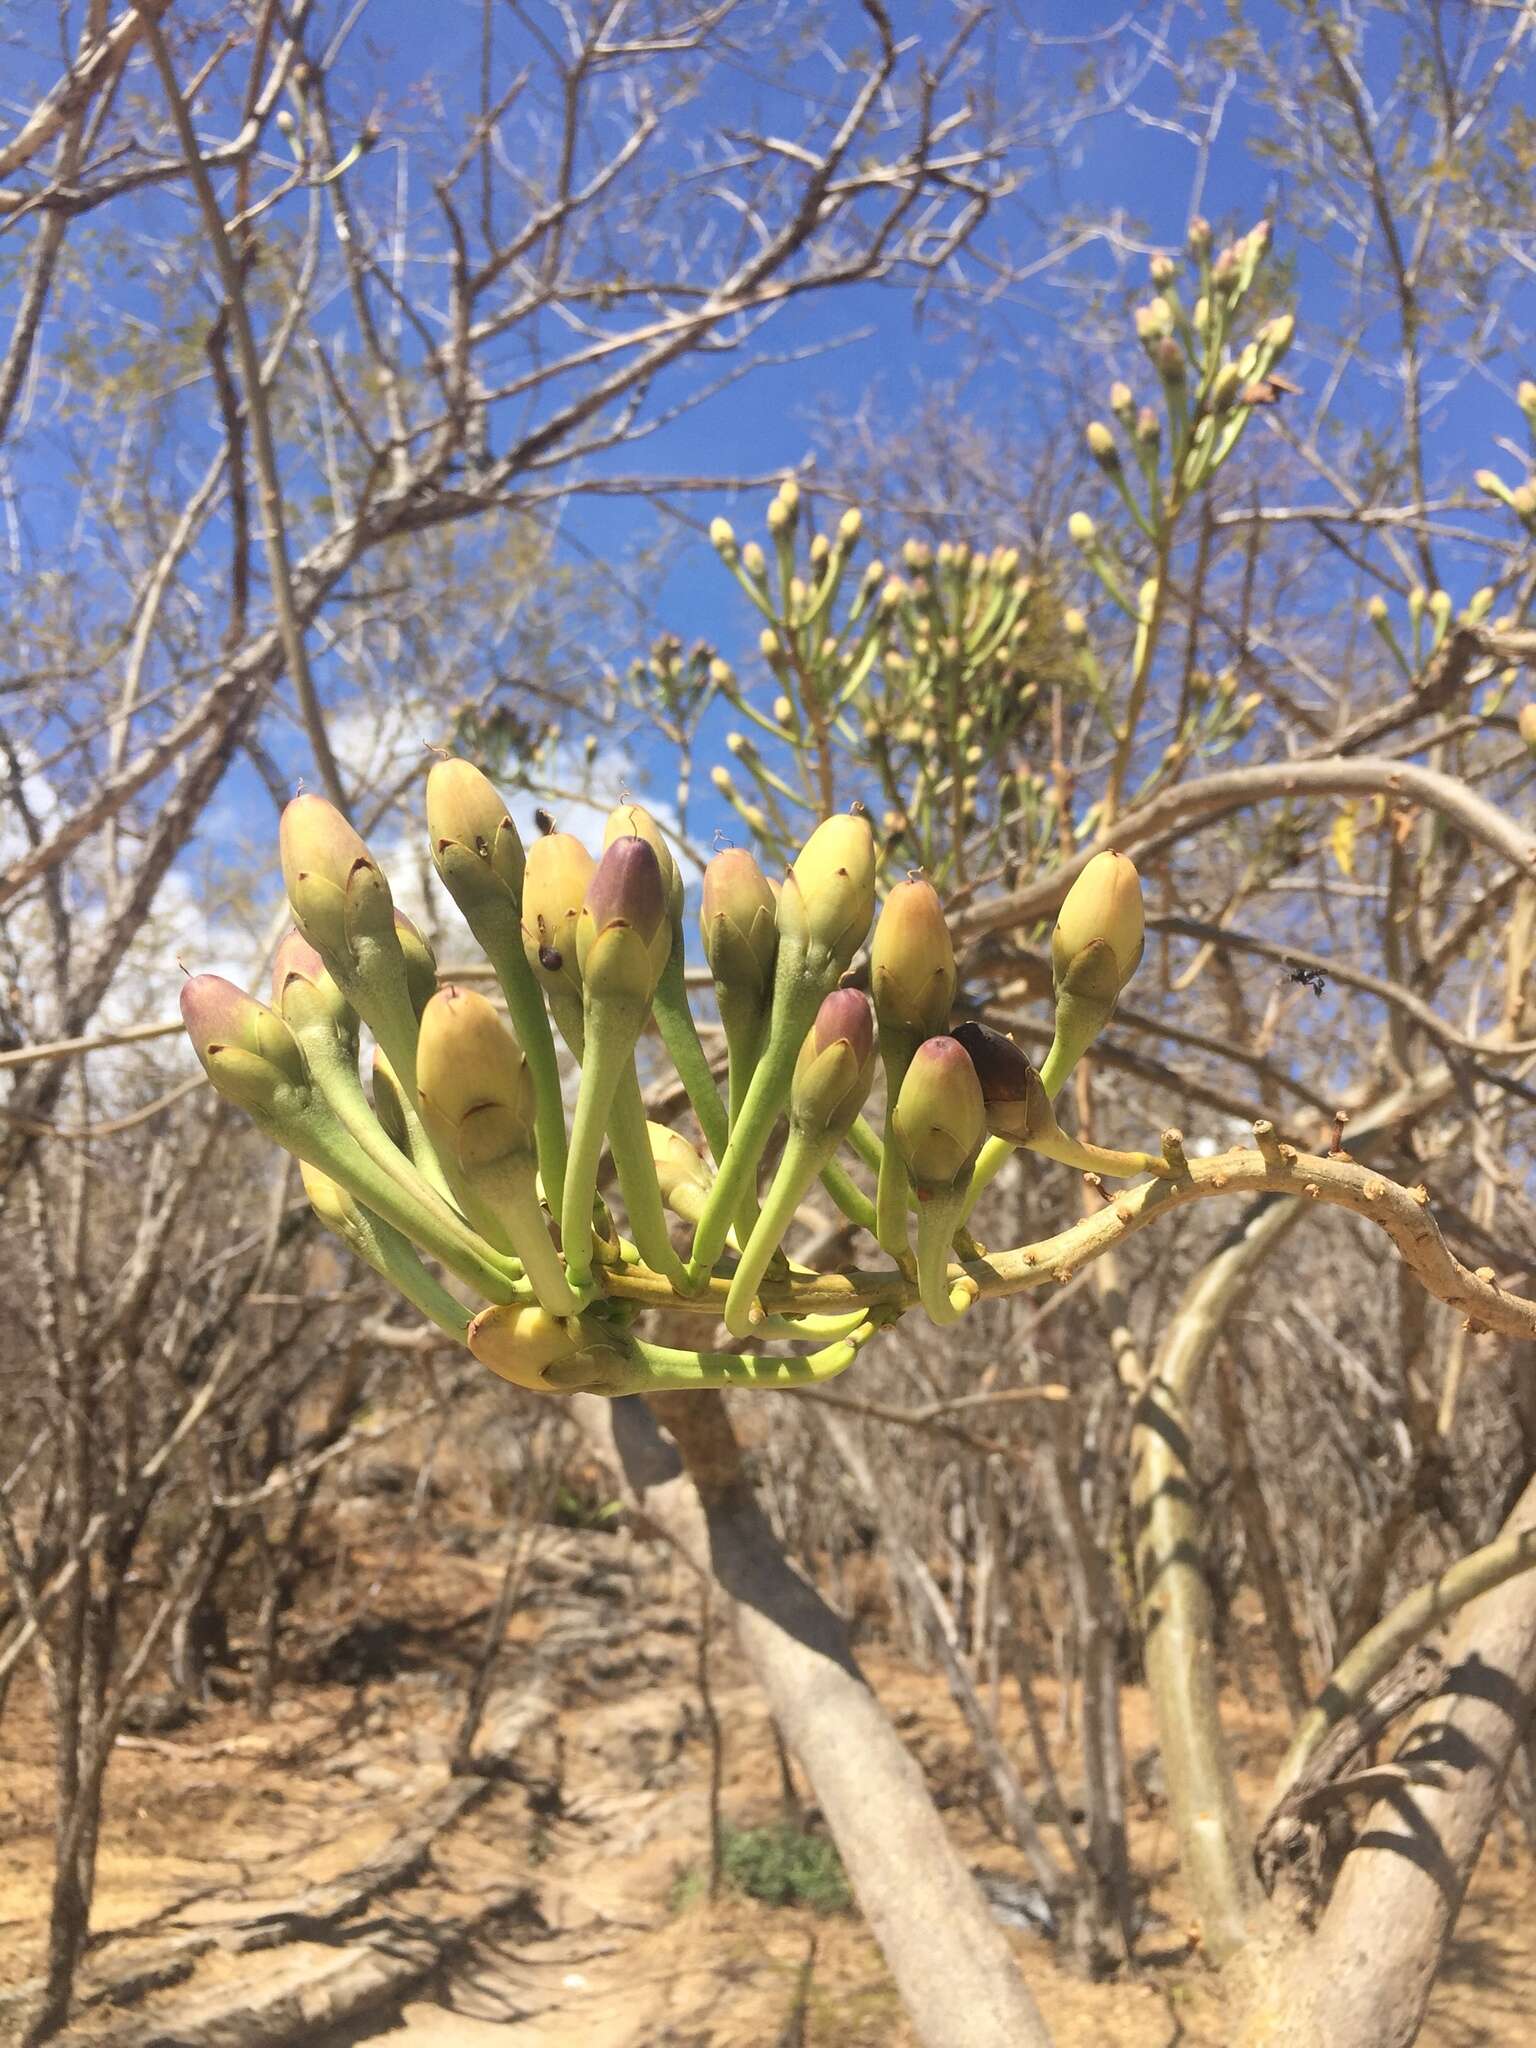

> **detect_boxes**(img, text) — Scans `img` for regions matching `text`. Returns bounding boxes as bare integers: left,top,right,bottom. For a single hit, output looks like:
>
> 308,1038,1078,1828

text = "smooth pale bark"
1239,1471,1536,2048
571,1389,1054,2048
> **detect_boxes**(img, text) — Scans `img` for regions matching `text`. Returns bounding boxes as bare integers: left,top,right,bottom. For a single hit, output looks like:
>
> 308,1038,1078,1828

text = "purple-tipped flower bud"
790,988,876,1138
602,802,682,924
427,758,526,913
1052,851,1145,1001
891,1035,986,1191
777,812,877,972
871,878,956,1040
279,796,391,963
271,926,355,1045
181,974,306,1114
576,835,672,1003
521,831,596,1000
701,846,778,1005
416,986,535,1168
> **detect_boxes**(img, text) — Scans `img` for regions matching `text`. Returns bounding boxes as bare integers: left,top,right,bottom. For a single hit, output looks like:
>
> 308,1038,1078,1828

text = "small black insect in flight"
1281,957,1327,998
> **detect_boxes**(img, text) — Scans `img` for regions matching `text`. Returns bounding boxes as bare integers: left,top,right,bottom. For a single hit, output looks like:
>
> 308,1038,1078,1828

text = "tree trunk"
573,1389,1055,2048
1239,1470,1536,2048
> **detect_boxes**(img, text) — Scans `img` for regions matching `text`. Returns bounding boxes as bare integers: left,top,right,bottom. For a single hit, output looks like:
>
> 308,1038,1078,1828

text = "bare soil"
1,1500,1532,2047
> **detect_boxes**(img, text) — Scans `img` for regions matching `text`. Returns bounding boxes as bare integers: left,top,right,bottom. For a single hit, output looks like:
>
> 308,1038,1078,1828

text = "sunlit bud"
903,538,933,572
892,1034,987,1190
1475,468,1513,506
181,975,306,1115
427,759,527,925
1187,215,1211,257
1150,253,1176,288
1514,483,1536,524
1155,336,1186,383
1052,851,1144,1000
1192,295,1209,330
279,796,390,963
838,507,863,546
773,694,795,726
790,575,809,608
576,835,671,1003
1086,420,1120,471
1517,378,1536,421
779,478,800,519
701,846,778,1005
1367,594,1390,625
467,1304,631,1394
880,576,907,611
521,830,595,1000
275,108,297,137
1136,407,1162,448
1249,219,1272,257
1068,511,1096,548
726,731,748,758
649,1121,714,1222
1464,586,1494,624
777,812,877,971
1063,607,1088,642
789,987,877,1137
1208,363,1241,413
759,627,786,668
737,544,766,585
417,986,535,1167
951,1019,1049,1147
871,877,956,1039
767,497,792,536
1518,705,1536,755
1428,590,1452,633
710,516,738,560
711,764,734,796
1135,297,1173,343
1259,313,1294,360
1109,380,1135,420
742,803,770,835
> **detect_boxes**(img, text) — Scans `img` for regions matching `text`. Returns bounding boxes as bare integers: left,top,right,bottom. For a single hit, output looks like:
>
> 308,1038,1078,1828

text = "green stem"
725,1125,836,1337
259,1089,521,1303
686,948,827,1286
560,992,645,1299
915,1188,974,1325
965,1136,1015,1217
478,1157,580,1315
874,1044,916,1261
1027,1131,1162,1180
628,1318,883,1392
295,1020,464,1228
326,1202,475,1341
605,1066,692,1293
653,943,730,1163
1039,990,1115,1102
822,1159,877,1235
470,897,570,1219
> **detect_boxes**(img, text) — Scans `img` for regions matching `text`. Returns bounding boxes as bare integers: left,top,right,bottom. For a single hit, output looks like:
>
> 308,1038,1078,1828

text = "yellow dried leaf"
1330,806,1357,877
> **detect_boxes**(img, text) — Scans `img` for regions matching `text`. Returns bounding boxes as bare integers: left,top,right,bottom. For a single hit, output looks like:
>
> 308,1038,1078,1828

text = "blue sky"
4,0,1534,916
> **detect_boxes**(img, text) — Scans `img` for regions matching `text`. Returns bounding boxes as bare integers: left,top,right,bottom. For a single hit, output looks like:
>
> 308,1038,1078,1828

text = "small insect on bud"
521,830,596,1001
430,761,532,921
891,1034,987,1192
871,877,956,1042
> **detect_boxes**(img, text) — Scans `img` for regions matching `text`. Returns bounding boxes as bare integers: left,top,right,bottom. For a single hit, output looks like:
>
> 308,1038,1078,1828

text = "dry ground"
1,1490,1532,2048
